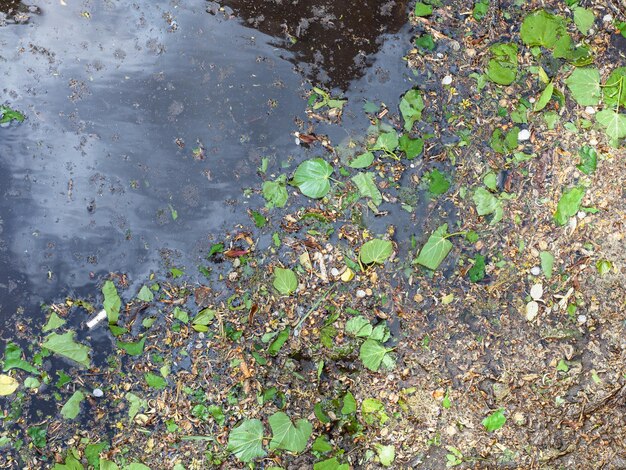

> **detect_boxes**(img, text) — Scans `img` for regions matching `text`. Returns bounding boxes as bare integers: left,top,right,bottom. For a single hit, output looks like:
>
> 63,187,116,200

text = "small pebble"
518,129,531,141
526,301,539,321
93,388,104,398
584,106,596,115
356,289,366,298
442,75,452,86
577,211,586,219
577,314,587,325
530,266,542,276
330,267,340,277
530,284,543,300
603,14,613,22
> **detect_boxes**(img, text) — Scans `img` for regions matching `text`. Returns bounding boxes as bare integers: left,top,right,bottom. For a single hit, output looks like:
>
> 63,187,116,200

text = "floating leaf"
291,158,333,198
0,105,25,124
565,68,601,106
352,172,382,206
0,374,19,396
102,280,121,324
137,286,154,302
554,186,585,226
348,152,375,169
414,2,432,17
359,239,393,265
42,332,91,368
61,391,85,420
2,342,38,373
117,337,146,356
43,312,66,332
399,89,425,131
482,408,506,432
415,224,452,270
228,419,266,462
273,267,298,295
262,175,288,209
269,412,312,453
359,339,390,371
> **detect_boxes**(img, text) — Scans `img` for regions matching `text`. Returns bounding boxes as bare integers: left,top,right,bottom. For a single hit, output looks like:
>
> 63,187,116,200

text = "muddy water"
0,0,415,326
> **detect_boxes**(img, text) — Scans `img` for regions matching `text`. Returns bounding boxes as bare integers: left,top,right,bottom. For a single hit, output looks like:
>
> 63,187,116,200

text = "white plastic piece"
86,309,107,329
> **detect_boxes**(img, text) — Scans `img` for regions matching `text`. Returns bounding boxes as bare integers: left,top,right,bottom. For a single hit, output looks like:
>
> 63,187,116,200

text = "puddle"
0,0,419,326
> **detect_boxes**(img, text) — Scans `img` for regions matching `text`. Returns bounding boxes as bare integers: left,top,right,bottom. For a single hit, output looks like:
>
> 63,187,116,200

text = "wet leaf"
398,135,424,159
348,151,375,169
359,339,390,371
144,372,167,390
102,280,121,324
42,332,91,368
486,59,516,85
603,68,626,108
540,251,554,279
595,110,626,144
291,158,333,198
573,7,594,35
126,392,147,420
352,172,382,206
473,188,504,225
117,337,146,356
0,105,25,124
426,169,450,196
468,254,486,282
596,259,612,275
313,458,349,470
268,327,290,356
43,312,66,332
51,451,83,470
414,2,432,17
482,408,506,432
61,391,85,420
228,419,266,462
534,82,553,112
375,444,395,467
577,146,597,175
565,68,601,106
0,374,19,396
399,89,425,131
520,10,566,48
373,131,399,153
262,175,288,209
341,392,357,415
269,412,312,453
312,435,333,454
137,286,154,302
2,342,38,373
415,34,435,51
345,316,373,338
359,239,393,265
273,267,298,295
192,308,215,332
415,224,452,270
173,306,189,323
554,186,585,226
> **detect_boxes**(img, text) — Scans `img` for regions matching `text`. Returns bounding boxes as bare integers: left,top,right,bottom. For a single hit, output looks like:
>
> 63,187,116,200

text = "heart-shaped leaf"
351,172,382,206
269,411,312,453
399,89,424,131
359,239,393,265
415,224,452,270
359,339,391,371
565,68,601,106
273,268,298,295
228,419,266,462
291,158,333,198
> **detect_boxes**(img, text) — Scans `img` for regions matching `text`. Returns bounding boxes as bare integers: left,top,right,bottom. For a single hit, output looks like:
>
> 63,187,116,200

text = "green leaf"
52,452,84,470
577,145,597,175
374,444,395,467
554,186,586,226
42,332,91,368
228,419,266,462
398,135,424,159
415,34,436,51
269,412,312,453
341,392,357,415
373,131,399,153
534,82,553,112
473,188,504,225
313,458,349,470
100,461,119,470
2,342,38,373
352,172,382,206
42,312,66,332
145,372,167,390
291,158,333,198
573,7,594,35
61,391,85,420
596,110,626,143
268,327,290,356
468,254,486,282
520,10,566,48
482,408,506,432
345,316,373,338
400,89,425,131
415,224,453,270
359,339,390,371
173,306,189,324
102,280,121,324
359,239,393,265
362,398,390,425
540,251,554,279
565,68,601,106
0,105,25,124
117,337,146,356
426,169,450,196
273,267,298,295
85,442,109,468
603,68,626,108
137,286,154,302
126,392,147,420
191,308,215,332
348,152,375,169
486,59,516,85
414,2,432,17
262,175,288,209
312,436,333,454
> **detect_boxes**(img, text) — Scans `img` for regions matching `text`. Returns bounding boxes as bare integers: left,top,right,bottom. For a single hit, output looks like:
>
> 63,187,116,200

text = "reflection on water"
211,0,408,89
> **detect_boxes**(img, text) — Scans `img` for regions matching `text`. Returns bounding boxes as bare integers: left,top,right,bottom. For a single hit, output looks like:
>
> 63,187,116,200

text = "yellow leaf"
341,268,355,282
441,293,454,305
0,374,19,396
